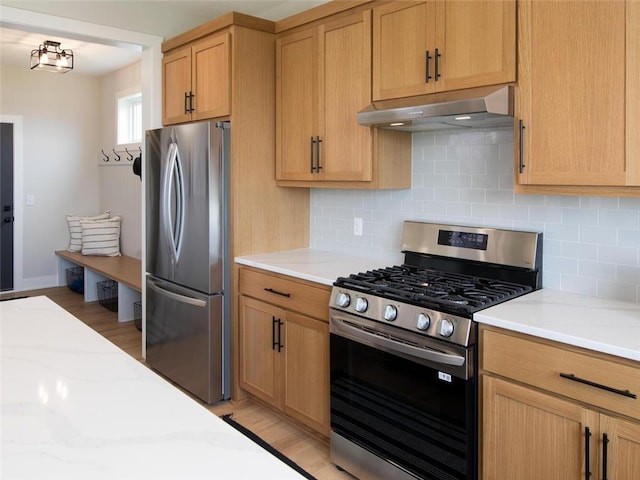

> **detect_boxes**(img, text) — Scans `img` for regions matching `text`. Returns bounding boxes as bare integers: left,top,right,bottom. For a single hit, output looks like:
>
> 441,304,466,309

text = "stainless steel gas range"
329,221,542,480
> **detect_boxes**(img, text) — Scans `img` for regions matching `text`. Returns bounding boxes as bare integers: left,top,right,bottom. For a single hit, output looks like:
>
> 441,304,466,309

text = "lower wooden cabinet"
238,268,330,436
480,326,640,479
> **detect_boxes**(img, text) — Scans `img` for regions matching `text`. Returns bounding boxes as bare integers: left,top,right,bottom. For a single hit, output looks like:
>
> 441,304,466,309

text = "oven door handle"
330,315,466,367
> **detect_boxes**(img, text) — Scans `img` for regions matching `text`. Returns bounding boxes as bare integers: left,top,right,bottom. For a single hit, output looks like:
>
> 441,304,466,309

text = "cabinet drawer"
238,268,330,321
481,328,640,421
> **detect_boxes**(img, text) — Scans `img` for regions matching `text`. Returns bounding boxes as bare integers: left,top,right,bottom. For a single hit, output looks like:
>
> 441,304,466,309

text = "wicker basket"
97,280,118,312
66,267,84,294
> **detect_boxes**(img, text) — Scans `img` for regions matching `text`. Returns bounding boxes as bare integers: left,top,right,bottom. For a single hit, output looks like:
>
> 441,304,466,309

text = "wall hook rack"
125,148,134,162
112,149,121,162
101,150,110,162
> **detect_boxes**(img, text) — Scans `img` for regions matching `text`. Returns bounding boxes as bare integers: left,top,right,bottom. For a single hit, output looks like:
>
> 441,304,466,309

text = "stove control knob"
354,297,368,313
439,319,455,338
416,313,431,331
383,305,397,322
336,292,351,308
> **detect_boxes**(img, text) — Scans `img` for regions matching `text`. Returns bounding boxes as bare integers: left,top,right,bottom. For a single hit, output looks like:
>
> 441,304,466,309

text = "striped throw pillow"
66,211,110,252
80,216,121,257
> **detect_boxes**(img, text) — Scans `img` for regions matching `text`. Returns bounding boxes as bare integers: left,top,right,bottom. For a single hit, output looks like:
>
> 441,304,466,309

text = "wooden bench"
55,250,142,322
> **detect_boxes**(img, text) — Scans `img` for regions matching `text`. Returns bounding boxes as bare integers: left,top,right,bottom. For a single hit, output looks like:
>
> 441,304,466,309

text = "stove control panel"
329,287,473,347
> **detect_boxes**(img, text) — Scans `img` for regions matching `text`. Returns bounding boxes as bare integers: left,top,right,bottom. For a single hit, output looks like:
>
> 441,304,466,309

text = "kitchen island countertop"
475,289,640,362
0,296,305,479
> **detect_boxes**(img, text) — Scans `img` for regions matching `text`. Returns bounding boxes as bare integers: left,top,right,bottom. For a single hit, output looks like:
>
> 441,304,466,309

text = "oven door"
330,310,477,480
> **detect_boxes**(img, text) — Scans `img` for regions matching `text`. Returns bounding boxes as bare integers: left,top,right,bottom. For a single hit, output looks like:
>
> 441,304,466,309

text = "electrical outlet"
26,195,35,206
354,217,363,236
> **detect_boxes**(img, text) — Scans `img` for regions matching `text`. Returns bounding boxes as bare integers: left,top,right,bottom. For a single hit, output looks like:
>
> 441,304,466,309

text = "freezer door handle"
147,278,207,308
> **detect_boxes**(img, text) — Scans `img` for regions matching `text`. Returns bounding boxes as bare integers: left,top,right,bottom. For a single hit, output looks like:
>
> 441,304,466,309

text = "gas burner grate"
335,264,531,315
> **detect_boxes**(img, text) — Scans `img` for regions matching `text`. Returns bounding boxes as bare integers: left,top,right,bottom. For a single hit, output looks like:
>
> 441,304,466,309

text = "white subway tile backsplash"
619,228,640,248
579,226,617,245
561,275,598,297
581,197,620,209
545,256,578,274
596,280,638,303
309,127,640,304
530,206,563,223
561,241,598,260
597,245,638,266
562,208,598,226
599,209,639,229
471,175,500,189
547,224,580,241
579,260,617,280
617,265,640,283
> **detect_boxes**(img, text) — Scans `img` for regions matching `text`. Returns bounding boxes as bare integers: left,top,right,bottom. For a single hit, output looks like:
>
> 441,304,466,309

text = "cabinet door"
191,32,230,121
282,312,330,435
600,415,640,480
517,0,627,186
318,11,373,182
483,375,598,479
276,28,318,181
434,0,515,92
162,46,192,125
373,1,435,100
238,296,283,408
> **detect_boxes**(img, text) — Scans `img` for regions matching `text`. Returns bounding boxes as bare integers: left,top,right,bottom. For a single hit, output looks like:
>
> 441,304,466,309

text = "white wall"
100,61,143,258
310,127,640,304
0,64,102,288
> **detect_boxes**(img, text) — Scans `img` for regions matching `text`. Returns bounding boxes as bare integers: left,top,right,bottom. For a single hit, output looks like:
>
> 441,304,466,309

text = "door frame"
1,115,23,292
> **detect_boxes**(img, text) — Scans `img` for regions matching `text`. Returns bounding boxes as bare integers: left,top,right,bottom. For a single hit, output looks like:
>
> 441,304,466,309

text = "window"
117,91,142,145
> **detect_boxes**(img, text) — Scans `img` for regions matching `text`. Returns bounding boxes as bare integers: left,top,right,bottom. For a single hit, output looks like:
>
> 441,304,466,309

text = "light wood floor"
1,287,352,480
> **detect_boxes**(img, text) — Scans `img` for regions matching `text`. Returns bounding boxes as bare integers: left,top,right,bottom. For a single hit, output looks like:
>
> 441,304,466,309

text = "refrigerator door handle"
161,142,186,265
147,277,207,308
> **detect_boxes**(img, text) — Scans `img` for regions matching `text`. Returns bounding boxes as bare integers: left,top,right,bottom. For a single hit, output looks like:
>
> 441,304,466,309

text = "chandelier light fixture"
30,40,74,73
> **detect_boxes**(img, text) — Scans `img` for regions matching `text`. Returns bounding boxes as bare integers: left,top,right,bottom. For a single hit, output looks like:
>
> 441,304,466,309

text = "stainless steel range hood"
357,85,514,132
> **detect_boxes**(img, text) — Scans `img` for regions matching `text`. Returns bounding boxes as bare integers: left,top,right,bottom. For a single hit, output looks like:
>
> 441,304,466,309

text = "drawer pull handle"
559,373,637,399
264,287,291,298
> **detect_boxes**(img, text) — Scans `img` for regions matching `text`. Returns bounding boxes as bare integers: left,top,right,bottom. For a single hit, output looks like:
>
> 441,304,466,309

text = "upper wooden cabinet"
372,0,516,101
515,0,640,195
275,10,411,189
162,32,230,125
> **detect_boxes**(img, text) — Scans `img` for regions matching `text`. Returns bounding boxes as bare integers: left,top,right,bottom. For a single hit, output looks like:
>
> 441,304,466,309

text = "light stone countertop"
0,296,305,480
235,248,392,286
475,289,640,362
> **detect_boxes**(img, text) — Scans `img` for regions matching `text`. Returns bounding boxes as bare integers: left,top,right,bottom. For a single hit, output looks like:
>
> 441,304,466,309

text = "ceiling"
0,1,329,76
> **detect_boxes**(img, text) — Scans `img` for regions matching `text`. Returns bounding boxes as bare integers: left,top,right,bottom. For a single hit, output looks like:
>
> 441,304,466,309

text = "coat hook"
113,149,121,162
125,148,134,161
138,147,142,155
101,149,110,162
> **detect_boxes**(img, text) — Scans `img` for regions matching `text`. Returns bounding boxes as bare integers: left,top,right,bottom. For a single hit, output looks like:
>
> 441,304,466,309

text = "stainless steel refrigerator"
145,121,230,404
